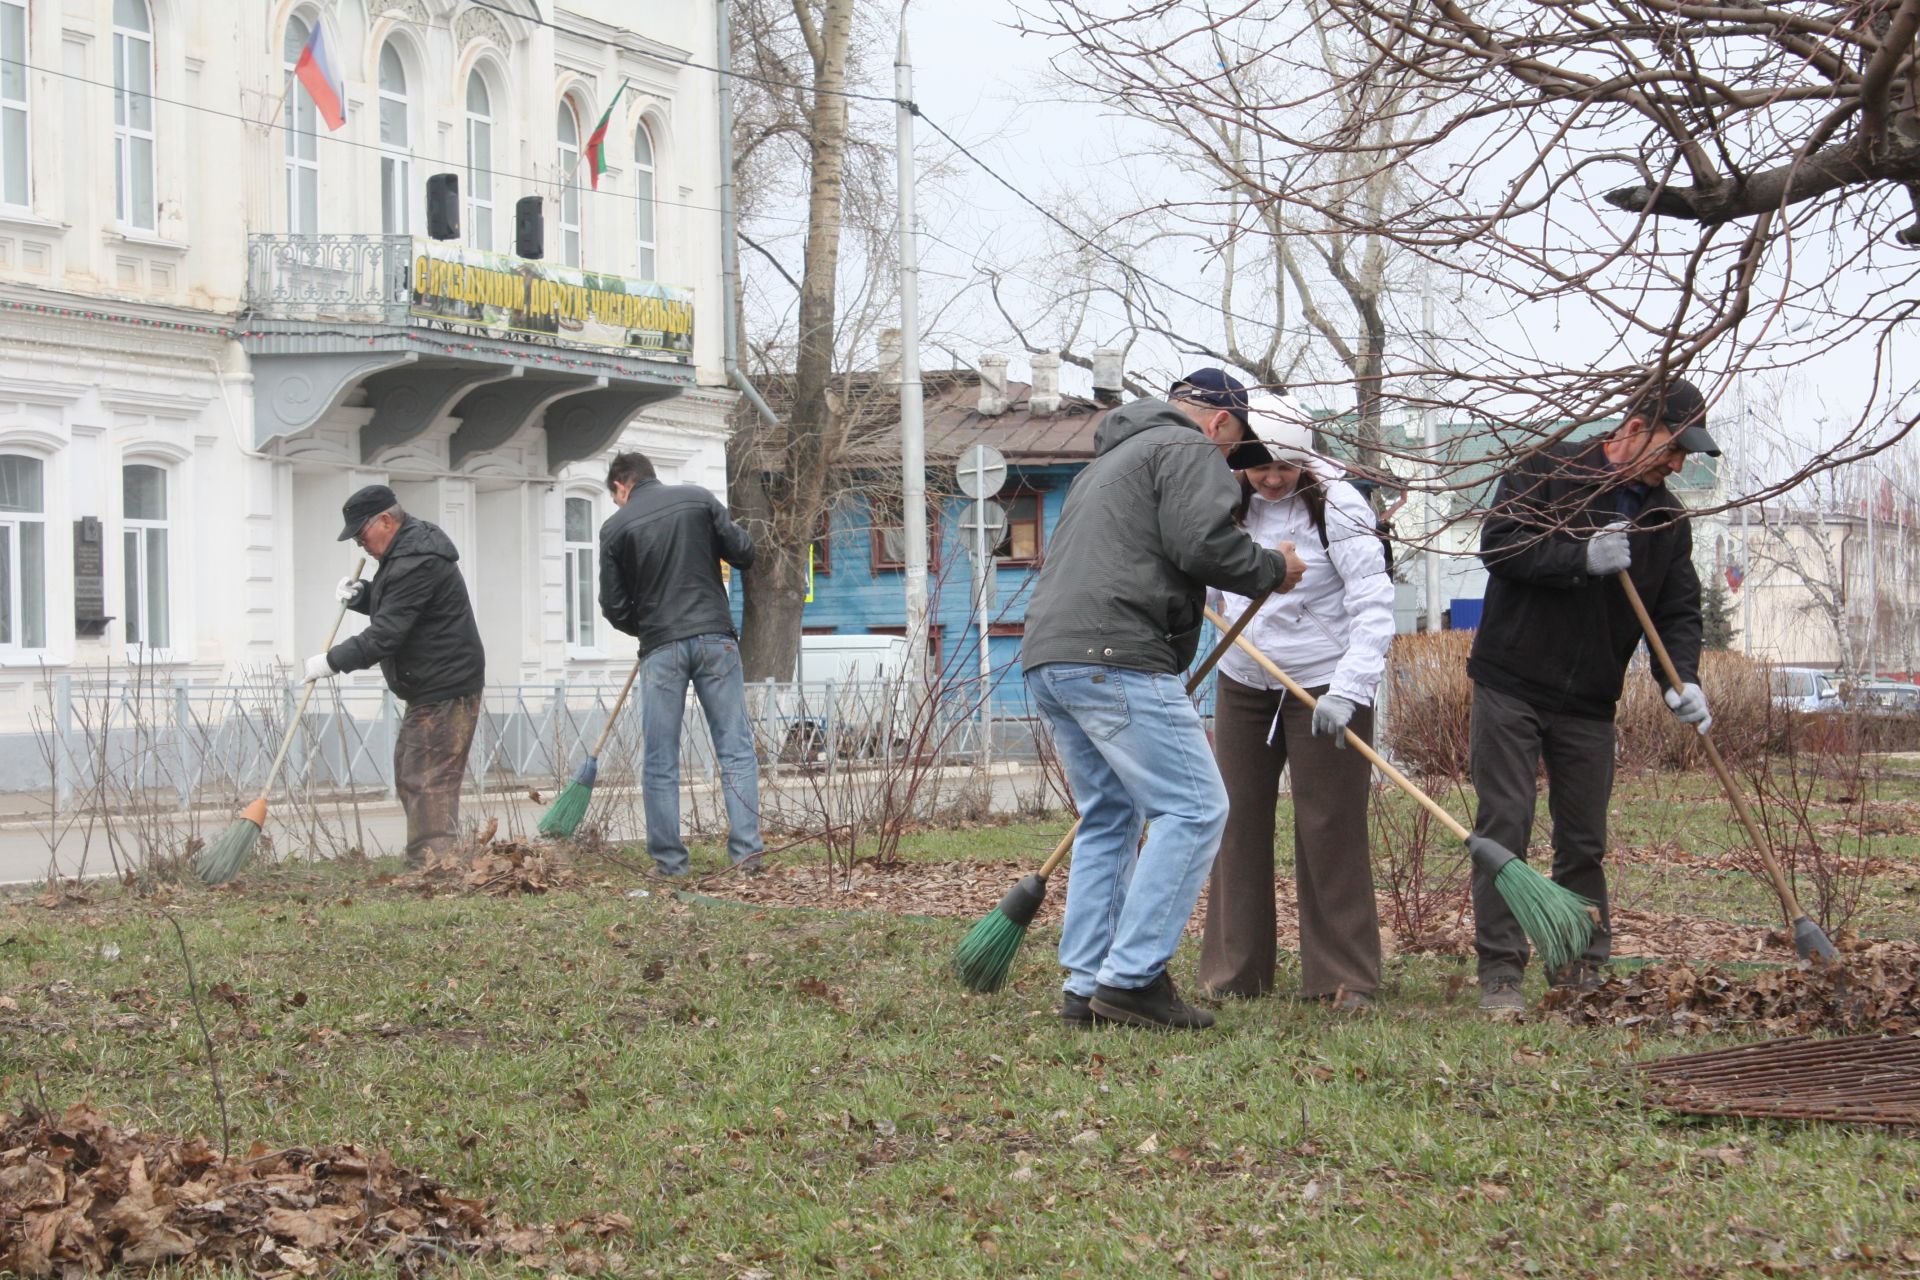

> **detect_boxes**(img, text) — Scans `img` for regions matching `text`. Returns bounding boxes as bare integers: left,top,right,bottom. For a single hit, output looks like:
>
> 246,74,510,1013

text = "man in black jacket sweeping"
1469,376,1719,1015
304,485,486,869
598,451,762,876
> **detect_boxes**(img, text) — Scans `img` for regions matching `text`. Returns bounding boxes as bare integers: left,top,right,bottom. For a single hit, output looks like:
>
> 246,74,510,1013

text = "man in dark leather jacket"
1469,377,1719,1015
305,484,485,869
598,452,761,875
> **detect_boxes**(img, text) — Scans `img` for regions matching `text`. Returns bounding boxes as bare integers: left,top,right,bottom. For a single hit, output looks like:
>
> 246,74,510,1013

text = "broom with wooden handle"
538,653,644,838
1615,570,1836,961
953,585,1277,993
1203,605,1603,973
195,558,367,885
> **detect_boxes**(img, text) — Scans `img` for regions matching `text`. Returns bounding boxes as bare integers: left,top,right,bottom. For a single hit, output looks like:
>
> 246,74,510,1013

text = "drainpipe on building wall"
717,0,780,430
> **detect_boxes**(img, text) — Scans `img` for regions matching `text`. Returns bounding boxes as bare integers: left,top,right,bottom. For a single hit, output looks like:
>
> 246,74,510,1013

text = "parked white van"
767,635,917,762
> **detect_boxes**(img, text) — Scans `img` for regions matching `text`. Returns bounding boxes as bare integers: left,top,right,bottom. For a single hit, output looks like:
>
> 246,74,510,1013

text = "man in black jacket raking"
1469,377,1719,1015
305,484,485,869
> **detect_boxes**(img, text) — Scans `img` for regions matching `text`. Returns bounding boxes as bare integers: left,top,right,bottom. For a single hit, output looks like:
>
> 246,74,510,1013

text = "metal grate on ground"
1638,1032,1920,1125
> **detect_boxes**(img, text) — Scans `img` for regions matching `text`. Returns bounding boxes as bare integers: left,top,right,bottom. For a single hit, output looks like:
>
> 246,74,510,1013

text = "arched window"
123,463,170,651
555,101,582,266
111,0,155,231
564,495,595,649
465,71,494,250
378,42,410,235
633,123,655,279
282,15,319,233
0,1,29,209
0,454,45,649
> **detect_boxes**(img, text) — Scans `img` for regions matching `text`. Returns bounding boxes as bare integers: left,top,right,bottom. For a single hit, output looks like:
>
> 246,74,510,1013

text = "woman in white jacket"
1200,396,1397,1009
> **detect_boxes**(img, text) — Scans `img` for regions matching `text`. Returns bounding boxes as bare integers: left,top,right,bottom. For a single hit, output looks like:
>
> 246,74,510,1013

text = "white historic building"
0,0,732,740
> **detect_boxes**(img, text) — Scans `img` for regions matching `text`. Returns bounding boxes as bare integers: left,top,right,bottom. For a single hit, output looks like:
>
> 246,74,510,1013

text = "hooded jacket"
1208,462,1396,705
327,516,485,705
1468,437,1702,720
598,477,755,657
1019,398,1296,676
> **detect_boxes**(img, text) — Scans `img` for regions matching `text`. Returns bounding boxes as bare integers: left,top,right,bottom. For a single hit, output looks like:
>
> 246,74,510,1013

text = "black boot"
1089,972,1215,1031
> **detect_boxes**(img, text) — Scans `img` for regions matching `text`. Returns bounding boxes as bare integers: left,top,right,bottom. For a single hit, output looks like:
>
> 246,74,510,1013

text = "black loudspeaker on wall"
515,196,544,259
426,173,459,240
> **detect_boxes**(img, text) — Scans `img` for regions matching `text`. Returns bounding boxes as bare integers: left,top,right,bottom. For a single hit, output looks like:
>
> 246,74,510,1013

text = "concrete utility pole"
1421,274,1443,632
1867,465,1878,680
895,11,929,691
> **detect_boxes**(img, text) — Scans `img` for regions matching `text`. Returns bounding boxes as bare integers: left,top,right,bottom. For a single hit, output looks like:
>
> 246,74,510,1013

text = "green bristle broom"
955,587,1275,993
1203,606,1599,972
538,653,643,838
196,558,365,885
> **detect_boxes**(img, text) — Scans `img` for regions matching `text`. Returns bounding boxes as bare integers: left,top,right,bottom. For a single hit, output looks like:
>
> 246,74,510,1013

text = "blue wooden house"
733,368,1113,711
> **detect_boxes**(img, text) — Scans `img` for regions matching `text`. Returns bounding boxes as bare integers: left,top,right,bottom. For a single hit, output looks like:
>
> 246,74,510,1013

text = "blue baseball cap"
1169,368,1251,427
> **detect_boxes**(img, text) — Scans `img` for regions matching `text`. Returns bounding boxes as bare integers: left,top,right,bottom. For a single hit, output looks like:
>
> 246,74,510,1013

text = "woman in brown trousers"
1200,396,1398,1010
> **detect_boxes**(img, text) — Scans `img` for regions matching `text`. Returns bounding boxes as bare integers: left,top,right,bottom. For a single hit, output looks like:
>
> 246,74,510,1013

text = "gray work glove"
1311,694,1357,747
335,575,367,606
1585,520,1631,576
1663,682,1712,734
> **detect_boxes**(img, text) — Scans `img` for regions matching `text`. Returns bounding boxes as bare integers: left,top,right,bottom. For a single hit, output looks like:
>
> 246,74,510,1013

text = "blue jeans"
1026,664,1229,994
640,634,763,875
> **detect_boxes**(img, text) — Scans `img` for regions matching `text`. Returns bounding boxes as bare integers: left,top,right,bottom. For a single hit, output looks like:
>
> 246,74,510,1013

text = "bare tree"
1022,0,1920,499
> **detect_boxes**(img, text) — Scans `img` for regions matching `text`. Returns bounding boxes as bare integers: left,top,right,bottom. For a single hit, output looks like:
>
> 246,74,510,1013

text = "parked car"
1849,681,1920,718
1770,666,1840,713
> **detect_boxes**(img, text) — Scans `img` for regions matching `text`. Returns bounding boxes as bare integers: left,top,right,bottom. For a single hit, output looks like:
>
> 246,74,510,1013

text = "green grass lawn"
7,779,1920,1278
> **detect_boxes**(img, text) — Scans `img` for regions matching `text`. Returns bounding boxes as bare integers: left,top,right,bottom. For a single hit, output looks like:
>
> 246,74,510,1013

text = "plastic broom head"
194,812,263,885
537,757,598,839
1468,836,1599,973
954,873,1049,993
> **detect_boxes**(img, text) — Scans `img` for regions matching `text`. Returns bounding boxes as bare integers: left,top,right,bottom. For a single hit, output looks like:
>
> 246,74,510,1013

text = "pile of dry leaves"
377,839,578,898
0,1104,628,1277
1542,938,1920,1035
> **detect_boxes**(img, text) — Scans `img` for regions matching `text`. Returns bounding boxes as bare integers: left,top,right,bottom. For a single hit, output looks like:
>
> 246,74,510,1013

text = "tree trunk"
730,0,854,682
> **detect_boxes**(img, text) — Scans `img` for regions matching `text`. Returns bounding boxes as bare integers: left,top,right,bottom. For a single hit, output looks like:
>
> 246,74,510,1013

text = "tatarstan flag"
585,81,630,189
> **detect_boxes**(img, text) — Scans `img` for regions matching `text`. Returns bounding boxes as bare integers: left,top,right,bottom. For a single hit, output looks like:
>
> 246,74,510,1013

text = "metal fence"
244,233,412,323
14,674,1059,809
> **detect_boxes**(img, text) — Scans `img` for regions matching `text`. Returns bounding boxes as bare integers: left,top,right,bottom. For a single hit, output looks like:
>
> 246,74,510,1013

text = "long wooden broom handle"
255,557,368,802
1614,570,1807,924
1032,586,1277,879
1202,605,1474,843
589,653,646,758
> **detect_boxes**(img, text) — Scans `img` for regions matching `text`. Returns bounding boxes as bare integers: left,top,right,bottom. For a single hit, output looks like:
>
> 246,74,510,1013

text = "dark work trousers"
394,693,481,869
1200,674,1381,999
1469,682,1615,981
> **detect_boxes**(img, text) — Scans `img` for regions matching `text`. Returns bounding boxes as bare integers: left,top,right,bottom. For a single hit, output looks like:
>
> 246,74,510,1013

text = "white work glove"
335,575,367,606
302,653,336,684
1311,694,1357,747
1663,682,1712,734
1585,520,1631,576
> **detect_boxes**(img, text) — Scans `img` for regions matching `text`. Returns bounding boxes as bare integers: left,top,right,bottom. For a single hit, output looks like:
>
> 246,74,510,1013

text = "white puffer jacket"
1208,464,1397,706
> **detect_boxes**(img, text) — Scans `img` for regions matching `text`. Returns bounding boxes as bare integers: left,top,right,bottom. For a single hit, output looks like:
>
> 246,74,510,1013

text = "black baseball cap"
1168,368,1251,427
1631,377,1720,456
337,484,398,541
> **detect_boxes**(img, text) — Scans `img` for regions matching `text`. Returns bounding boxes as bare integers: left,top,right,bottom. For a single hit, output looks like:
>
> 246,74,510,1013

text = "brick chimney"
1091,347,1123,405
878,327,901,384
1030,350,1062,417
978,352,1009,416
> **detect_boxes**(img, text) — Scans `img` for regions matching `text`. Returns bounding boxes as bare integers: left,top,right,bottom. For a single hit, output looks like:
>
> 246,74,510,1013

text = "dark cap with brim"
337,484,398,541
1168,367,1251,427
1633,376,1720,456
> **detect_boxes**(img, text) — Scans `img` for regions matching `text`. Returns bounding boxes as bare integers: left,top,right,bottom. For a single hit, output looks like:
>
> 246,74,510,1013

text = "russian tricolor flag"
294,23,346,131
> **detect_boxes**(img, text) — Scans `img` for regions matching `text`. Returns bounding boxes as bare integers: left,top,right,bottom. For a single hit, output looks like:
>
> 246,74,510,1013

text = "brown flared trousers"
1199,673,1381,999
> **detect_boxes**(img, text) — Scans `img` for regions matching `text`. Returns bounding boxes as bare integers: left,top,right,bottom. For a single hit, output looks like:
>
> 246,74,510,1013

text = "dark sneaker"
733,854,767,877
1060,992,1098,1027
1478,975,1526,1016
1089,973,1216,1031
1546,960,1602,993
